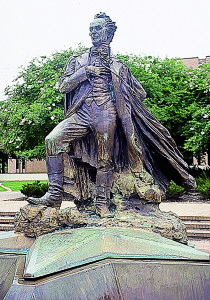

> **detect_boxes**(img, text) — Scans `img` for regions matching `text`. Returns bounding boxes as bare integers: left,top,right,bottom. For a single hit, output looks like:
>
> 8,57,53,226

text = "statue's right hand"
85,66,109,77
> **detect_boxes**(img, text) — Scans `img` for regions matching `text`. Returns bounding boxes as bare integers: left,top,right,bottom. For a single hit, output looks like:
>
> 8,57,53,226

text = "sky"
0,0,210,99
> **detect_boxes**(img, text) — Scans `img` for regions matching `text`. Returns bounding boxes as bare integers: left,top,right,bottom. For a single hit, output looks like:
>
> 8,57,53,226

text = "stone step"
0,213,16,231
0,212,16,217
180,216,210,221
0,216,14,224
187,229,210,239
0,223,14,231
180,216,210,239
184,221,210,230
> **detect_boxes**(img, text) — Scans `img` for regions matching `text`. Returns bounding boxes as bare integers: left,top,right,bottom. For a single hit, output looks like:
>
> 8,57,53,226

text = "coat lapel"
77,52,90,68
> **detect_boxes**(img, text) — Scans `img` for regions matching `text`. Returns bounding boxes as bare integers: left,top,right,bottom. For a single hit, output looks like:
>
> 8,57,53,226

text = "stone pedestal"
0,228,210,300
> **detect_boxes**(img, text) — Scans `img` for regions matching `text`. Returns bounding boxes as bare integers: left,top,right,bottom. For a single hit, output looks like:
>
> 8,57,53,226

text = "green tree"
1,49,209,161
183,62,210,156
0,46,87,159
117,54,210,160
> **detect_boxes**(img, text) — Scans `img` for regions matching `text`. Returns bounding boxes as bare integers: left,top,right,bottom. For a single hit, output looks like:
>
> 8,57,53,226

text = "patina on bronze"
27,12,195,217
1,229,210,299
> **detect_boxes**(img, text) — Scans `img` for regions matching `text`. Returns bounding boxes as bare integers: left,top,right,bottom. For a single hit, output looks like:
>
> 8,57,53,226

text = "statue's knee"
45,133,60,147
45,134,53,147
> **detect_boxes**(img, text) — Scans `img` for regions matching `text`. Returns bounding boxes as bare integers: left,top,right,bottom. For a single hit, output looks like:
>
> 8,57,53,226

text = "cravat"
90,46,111,67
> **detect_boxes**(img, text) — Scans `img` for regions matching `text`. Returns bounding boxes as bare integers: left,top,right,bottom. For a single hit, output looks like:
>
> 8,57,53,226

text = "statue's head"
89,12,117,46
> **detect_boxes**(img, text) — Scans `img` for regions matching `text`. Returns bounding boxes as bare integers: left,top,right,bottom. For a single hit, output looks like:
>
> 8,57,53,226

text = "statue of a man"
27,13,195,216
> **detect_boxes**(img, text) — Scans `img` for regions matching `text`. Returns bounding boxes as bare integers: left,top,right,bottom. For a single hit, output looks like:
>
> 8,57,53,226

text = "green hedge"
20,181,48,197
196,173,210,199
165,181,186,199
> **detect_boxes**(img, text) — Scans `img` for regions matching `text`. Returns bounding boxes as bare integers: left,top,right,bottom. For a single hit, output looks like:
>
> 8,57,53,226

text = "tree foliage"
0,46,87,159
0,48,209,161
117,54,210,159
183,63,210,155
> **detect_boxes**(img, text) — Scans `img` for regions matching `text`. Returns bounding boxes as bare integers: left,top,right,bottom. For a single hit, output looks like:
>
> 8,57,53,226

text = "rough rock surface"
63,150,163,207
112,170,162,204
14,205,86,238
14,203,187,244
15,165,187,243
72,170,163,212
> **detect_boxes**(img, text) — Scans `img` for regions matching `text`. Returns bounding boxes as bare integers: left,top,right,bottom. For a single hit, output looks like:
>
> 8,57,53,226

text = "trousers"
45,100,117,171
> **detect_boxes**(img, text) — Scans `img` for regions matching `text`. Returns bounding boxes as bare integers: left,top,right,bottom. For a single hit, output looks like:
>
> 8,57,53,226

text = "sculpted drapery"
59,51,191,192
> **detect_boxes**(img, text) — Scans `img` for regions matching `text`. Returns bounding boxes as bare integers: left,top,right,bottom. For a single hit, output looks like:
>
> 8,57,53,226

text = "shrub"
21,180,48,197
196,173,210,199
165,181,186,199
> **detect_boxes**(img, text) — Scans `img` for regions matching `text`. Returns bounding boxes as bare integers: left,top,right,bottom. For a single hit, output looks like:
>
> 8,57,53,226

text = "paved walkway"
160,202,210,217
0,191,25,201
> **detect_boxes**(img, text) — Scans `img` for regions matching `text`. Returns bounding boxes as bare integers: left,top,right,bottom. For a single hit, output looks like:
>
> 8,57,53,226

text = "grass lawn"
0,186,7,192
1,181,48,191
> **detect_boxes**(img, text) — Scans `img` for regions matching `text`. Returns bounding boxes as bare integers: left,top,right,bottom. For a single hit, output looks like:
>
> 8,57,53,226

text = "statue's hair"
94,12,117,40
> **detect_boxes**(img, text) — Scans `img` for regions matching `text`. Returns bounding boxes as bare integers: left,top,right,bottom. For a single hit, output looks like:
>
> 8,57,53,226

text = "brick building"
0,146,47,174
7,158,47,174
181,56,210,69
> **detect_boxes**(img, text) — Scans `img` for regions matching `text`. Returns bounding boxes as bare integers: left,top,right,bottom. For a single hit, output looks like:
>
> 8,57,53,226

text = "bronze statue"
27,12,195,217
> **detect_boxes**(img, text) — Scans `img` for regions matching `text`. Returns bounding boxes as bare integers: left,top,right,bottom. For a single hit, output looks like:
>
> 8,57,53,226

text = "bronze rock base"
14,202,187,243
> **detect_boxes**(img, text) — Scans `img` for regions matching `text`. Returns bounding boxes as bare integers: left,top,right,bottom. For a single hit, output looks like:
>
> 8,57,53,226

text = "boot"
27,155,63,208
95,170,114,217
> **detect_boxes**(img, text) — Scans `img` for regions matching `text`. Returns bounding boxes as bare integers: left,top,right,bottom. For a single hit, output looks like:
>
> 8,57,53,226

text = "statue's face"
89,18,109,46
